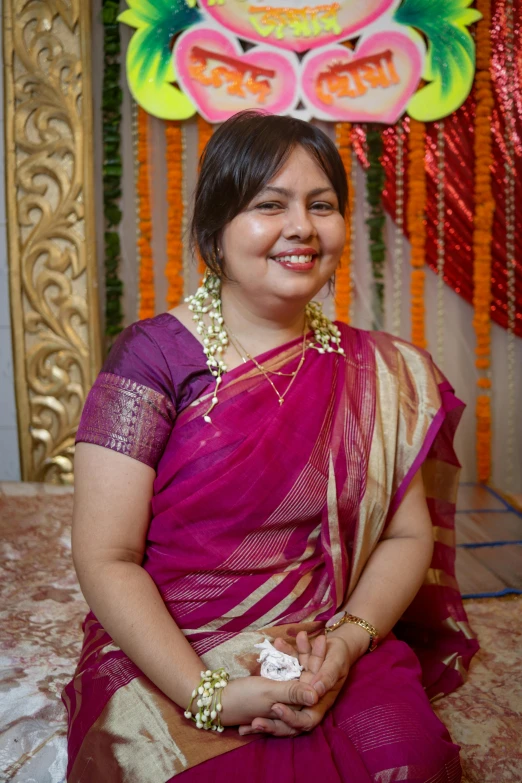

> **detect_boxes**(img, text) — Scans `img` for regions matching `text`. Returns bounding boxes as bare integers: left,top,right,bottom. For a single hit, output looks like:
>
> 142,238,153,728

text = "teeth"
275,254,314,264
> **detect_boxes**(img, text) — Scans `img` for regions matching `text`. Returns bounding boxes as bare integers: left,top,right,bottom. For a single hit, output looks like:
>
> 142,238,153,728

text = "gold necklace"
228,332,302,378
184,272,345,424
228,326,308,405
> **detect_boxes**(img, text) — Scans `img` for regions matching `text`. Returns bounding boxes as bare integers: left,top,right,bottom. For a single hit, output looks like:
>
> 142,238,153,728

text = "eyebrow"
257,186,336,198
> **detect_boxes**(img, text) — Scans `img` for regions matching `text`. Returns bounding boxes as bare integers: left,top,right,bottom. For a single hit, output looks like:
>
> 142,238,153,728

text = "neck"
220,283,308,352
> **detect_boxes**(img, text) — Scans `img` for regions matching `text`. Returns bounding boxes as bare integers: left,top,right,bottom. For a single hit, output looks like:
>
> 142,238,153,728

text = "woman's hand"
261,674,346,736
238,631,351,737
306,633,354,698
220,672,319,727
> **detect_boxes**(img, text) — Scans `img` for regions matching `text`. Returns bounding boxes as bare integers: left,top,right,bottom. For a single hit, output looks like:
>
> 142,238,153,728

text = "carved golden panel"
4,0,101,482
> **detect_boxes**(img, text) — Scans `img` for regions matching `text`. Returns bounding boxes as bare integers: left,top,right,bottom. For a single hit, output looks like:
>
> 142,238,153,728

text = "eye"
257,201,284,211
311,202,336,212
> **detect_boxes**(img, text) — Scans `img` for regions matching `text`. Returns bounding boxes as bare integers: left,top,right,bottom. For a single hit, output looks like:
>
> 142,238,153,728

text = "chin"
270,276,329,303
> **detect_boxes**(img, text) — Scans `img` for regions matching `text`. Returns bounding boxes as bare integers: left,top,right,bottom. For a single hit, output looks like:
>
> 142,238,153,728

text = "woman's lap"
174,640,461,782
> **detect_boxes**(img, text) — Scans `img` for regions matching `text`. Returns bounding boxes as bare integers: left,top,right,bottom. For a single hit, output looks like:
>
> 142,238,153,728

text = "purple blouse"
76,314,213,468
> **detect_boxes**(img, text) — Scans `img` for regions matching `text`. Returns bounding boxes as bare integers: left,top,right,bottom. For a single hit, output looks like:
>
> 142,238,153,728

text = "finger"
307,635,327,675
273,638,298,658
295,630,312,670
238,725,267,736
279,679,318,707
252,717,300,738
272,702,315,732
298,669,317,686
310,659,344,698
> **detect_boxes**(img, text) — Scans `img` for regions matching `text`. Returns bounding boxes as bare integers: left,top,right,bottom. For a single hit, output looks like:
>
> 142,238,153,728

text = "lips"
271,247,318,260
271,253,317,271
272,253,316,264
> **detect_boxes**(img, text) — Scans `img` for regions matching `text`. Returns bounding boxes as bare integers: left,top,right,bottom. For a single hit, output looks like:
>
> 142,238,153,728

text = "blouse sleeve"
75,321,176,469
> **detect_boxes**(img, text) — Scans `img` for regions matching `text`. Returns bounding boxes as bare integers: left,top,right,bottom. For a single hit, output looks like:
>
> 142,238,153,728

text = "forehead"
262,146,333,190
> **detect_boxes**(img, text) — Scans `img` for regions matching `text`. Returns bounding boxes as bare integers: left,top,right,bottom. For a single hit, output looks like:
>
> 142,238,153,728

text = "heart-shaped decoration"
199,0,398,53
301,27,425,123
173,24,300,123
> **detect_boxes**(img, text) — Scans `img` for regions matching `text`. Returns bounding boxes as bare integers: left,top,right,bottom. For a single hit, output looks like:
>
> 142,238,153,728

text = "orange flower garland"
137,106,155,319
197,115,214,276
407,119,427,349
473,0,495,482
165,120,184,309
335,123,352,323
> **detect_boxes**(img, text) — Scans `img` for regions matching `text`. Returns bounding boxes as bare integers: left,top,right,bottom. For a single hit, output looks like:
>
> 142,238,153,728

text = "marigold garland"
165,120,184,309
197,115,214,276
137,106,155,320
472,0,495,483
407,118,427,349
335,122,352,324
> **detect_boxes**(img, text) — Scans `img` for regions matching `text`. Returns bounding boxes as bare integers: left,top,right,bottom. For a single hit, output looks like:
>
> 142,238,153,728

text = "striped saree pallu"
63,325,478,781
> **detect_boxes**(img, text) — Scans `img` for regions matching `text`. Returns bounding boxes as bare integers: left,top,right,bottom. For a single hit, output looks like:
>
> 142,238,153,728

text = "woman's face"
220,145,346,307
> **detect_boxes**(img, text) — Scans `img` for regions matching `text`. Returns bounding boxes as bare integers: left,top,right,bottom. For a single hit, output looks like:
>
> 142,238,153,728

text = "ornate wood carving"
4,0,101,482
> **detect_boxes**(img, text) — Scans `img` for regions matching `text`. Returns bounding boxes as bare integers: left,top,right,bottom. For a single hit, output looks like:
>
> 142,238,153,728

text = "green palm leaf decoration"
119,0,201,119
394,0,482,121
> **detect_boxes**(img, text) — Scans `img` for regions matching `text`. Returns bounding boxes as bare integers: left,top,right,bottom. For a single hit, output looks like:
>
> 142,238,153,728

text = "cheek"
225,217,280,256
320,218,346,255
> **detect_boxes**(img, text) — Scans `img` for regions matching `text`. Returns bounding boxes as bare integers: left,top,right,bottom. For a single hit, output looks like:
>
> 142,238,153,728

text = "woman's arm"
72,442,320,722
72,443,204,707
326,468,435,670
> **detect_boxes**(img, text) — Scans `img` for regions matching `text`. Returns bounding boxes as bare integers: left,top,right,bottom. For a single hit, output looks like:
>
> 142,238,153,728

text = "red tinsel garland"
381,0,522,337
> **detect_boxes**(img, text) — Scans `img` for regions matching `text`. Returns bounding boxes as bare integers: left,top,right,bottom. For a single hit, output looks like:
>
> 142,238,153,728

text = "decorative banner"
199,0,397,53
120,0,481,124
175,24,300,123
301,26,424,124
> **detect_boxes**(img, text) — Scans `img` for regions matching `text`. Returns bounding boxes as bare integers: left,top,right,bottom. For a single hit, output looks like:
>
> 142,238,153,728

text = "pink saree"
64,317,478,782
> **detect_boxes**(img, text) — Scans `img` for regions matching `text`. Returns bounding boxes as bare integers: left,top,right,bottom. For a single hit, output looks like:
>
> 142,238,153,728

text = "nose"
282,202,317,241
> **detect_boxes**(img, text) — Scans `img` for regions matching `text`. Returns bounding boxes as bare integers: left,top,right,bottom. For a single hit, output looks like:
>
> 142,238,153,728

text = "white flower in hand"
255,639,303,681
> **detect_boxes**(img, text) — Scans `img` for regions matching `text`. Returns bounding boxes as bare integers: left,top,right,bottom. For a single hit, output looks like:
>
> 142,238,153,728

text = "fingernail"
274,706,283,718
314,682,326,698
304,691,316,705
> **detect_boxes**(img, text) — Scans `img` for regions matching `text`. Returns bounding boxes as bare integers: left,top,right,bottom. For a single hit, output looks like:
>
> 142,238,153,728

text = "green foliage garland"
365,125,386,328
102,0,124,343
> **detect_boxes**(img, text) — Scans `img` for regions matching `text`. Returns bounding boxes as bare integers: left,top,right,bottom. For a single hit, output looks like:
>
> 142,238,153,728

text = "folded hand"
238,631,351,737
220,669,319,728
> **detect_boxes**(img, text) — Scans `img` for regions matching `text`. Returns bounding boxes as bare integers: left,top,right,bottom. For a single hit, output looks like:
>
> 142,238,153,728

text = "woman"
63,111,478,782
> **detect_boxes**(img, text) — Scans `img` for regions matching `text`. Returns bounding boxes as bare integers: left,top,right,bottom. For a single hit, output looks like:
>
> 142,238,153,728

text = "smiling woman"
219,153,345,299
63,111,478,783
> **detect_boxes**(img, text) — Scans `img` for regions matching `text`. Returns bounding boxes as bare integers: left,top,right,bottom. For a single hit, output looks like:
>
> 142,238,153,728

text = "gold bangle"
325,612,380,652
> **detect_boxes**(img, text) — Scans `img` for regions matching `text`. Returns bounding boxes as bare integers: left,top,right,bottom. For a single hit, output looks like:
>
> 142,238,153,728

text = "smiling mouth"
271,253,317,265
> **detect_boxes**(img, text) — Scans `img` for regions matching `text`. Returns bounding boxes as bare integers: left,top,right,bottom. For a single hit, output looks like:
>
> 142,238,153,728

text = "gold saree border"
4,0,101,482
348,337,443,595
69,676,255,783
69,620,329,781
